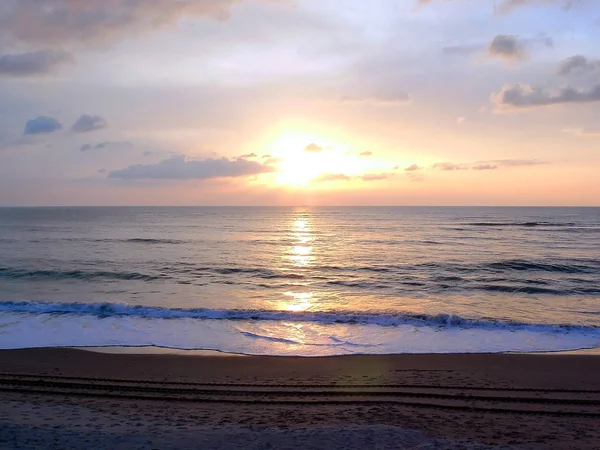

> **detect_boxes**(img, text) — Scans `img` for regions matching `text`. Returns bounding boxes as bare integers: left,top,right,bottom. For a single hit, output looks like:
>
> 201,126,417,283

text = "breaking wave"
0,301,598,334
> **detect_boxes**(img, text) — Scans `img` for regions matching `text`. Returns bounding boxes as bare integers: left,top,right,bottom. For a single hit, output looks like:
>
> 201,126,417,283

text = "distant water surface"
0,206,599,355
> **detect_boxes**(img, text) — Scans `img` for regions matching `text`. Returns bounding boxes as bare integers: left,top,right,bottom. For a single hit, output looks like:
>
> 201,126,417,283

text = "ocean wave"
0,301,598,333
125,238,184,244
483,260,599,274
465,222,576,227
0,268,161,282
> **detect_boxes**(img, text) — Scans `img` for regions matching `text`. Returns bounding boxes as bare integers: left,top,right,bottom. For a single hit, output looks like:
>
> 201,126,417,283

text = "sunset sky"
0,0,599,206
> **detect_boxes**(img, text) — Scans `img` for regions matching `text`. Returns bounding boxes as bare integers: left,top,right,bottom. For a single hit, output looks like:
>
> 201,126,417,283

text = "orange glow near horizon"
264,131,368,186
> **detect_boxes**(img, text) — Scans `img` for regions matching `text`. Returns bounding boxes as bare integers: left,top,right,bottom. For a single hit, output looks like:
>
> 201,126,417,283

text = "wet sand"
0,348,599,449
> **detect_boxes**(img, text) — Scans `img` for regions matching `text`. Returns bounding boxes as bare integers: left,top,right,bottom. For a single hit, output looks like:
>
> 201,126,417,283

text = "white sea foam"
0,303,599,356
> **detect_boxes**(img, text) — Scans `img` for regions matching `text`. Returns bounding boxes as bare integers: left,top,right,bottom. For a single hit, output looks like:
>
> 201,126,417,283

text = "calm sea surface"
0,206,599,355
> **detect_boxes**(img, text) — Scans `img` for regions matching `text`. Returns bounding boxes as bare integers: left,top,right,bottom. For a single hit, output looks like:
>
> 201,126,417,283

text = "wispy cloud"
562,127,600,138
108,155,277,180
80,141,132,152
304,143,323,153
0,0,248,47
0,50,73,76
71,114,108,133
312,173,351,183
361,173,392,181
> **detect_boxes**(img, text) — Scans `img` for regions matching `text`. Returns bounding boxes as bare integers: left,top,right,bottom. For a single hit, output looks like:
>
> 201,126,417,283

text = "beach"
0,348,599,449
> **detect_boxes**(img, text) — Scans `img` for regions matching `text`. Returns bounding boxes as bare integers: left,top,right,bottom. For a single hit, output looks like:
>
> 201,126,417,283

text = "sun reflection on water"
279,210,317,312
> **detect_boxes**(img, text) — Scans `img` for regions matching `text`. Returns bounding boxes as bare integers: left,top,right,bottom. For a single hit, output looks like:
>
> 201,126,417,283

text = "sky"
0,0,599,206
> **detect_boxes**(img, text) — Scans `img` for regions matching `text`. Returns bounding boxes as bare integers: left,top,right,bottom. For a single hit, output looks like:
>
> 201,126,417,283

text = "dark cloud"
432,162,466,171
71,114,108,133
359,151,373,157
143,150,153,156
404,164,421,172
238,152,257,159
98,168,107,174
24,116,62,135
0,49,73,76
471,164,498,170
0,0,245,47
304,143,323,153
312,173,350,183
488,35,527,61
557,55,600,76
261,154,272,159
492,82,600,109
108,155,276,180
80,141,131,152
362,173,391,181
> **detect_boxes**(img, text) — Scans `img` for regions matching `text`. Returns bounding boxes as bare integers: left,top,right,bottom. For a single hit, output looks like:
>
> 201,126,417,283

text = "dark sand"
0,348,599,449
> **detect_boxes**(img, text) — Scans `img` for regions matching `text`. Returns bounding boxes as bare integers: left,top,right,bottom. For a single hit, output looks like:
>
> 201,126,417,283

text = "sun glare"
265,131,364,186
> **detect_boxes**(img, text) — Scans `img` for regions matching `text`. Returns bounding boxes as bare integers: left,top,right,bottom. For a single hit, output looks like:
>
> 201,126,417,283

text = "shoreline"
1,347,600,448
79,344,600,357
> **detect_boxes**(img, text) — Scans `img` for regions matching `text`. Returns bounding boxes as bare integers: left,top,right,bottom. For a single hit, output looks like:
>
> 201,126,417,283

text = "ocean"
0,206,598,356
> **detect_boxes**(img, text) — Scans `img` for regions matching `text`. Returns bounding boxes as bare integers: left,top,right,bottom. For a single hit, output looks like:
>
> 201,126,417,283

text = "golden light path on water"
282,211,314,312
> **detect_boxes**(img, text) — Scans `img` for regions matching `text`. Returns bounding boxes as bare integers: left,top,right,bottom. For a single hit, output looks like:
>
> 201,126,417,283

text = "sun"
264,131,362,186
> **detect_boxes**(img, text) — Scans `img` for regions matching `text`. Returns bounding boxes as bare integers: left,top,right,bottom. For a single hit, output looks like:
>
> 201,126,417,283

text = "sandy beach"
0,348,599,449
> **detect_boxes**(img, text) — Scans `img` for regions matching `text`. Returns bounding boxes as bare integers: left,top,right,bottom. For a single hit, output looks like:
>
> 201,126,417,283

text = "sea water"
0,206,598,356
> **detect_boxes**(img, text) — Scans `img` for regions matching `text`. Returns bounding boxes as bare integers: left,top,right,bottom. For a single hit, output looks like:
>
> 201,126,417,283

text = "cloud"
562,127,600,138
488,35,527,61
456,117,465,124
471,164,498,170
492,83,600,109
238,152,257,159
338,93,411,104
264,157,282,164
433,159,545,171
108,155,276,180
359,151,373,157
495,0,575,15
361,173,391,181
487,159,546,166
143,150,153,156
304,143,323,153
0,50,73,76
406,173,425,182
24,116,62,135
261,154,272,159
0,0,246,47
442,44,481,56
557,55,600,76
404,164,421,172
312,173,351,183
432,162,466,171
98,168,107,174
71,114,108,133
80,141,132,151
417,0,574,14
